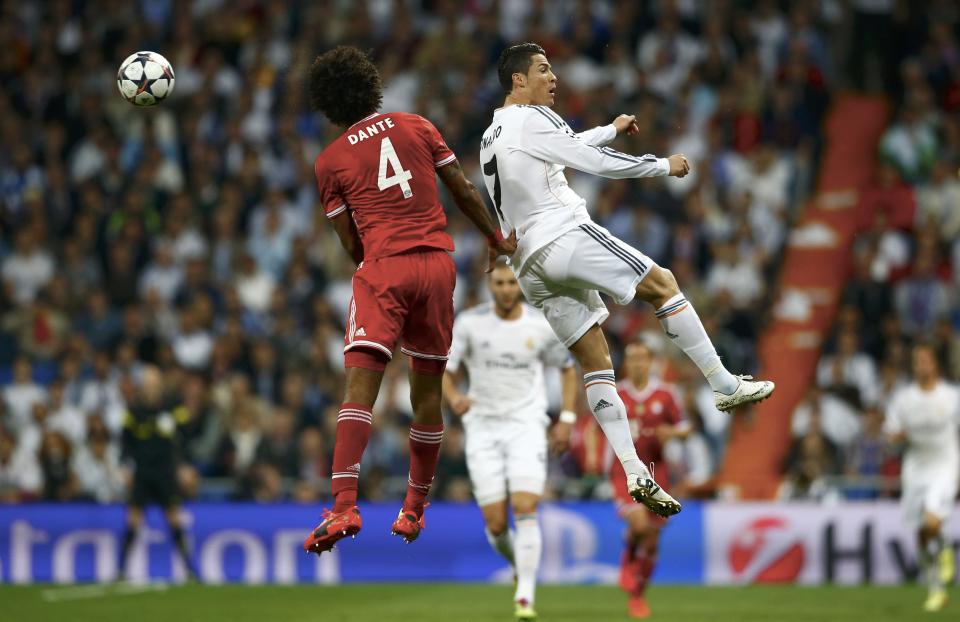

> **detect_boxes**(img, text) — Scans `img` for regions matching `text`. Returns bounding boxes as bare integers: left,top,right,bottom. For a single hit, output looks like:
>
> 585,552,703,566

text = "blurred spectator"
79,351,126,433
704,239,764,308
893,249,954,336
44,379,87,446
234,253,276,314
841,255,893,360
171,302,213,371
816,329,879,408
780,412,842,502
844,407,898,500
249,462,285,503
2,291,69,360
915,161,960,242
39,430,77,501
2,228,54,306
791,386,861,449
854,206,911,283
214,402,264,482
139,241,184,305
295,425,328,496
74,290,122,352
0,426,42,501
255,407,299,477
2,357,46,432
248,340,282,403
73,418,125,503
879,99,937,183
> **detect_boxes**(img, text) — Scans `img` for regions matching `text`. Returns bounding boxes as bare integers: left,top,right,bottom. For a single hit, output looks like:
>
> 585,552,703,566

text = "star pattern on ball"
117,51,175,106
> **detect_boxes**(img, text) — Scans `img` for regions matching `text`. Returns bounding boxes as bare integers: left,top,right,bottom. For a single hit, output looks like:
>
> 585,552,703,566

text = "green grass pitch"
1,583,948,622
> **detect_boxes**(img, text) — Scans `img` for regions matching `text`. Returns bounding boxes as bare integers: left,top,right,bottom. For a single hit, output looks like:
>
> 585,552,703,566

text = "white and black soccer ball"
117,51,175,106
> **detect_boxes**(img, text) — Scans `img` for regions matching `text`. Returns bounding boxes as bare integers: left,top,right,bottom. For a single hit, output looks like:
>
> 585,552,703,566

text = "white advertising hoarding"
705,501,960,585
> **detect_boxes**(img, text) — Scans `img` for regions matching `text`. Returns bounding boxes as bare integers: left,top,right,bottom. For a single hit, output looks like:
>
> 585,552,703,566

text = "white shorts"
517,224,654,347
463,416,548,506
901,474,959,531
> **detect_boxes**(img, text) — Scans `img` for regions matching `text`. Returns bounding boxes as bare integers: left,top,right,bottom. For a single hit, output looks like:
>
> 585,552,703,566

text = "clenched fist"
667,154,690,177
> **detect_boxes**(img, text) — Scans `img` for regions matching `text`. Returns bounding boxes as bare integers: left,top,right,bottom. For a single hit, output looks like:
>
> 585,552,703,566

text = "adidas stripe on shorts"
516,223,654,347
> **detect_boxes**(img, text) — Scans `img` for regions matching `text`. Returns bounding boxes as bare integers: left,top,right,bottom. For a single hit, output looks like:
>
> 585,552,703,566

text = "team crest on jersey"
526,337,535,350
635,403,645,416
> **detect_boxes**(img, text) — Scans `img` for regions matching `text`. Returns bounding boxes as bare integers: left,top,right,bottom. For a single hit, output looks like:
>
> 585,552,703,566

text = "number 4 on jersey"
377,137,413,199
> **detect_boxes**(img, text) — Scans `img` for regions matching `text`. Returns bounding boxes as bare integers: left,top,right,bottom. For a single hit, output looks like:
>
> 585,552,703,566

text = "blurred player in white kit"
885,343,959,612
443,263,578,621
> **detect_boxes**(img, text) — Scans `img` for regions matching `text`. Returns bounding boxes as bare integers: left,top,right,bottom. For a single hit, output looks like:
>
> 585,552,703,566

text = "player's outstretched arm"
576,114,640,147
437,161,517,271
329,210,364,265
520,111,690,179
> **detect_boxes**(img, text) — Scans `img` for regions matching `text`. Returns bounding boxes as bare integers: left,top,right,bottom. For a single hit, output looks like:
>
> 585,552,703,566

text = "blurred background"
0,0,958,586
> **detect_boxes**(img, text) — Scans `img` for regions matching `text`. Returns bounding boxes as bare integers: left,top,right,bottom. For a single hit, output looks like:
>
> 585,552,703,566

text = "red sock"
633,553,656,596
403,423,444,516
331,403,373,513
619,549,637,593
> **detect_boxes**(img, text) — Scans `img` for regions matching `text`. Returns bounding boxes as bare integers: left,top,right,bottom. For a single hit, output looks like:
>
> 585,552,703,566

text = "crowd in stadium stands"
785,2,960,502
0,0,955,505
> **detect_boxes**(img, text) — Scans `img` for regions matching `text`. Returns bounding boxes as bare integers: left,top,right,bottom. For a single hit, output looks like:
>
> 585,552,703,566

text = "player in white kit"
443,263,578,621
479,43,774,518
884,343,959,612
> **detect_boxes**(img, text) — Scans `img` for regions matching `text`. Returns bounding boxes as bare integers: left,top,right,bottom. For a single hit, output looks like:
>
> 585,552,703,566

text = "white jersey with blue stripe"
478,104,670,272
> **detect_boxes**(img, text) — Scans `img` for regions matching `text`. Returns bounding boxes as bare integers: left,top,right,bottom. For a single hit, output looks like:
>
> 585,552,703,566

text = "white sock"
655,294,739,394
485,527,515,566
513,512,541,606
583,370,647,478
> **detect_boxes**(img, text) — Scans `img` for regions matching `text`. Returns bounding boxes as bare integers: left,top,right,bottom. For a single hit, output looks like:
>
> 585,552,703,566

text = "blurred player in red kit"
608,341,690,618
301,46,516,555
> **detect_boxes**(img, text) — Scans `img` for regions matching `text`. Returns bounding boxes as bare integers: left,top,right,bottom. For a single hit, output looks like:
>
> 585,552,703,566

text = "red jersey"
616,379,685,465
314,112,457,260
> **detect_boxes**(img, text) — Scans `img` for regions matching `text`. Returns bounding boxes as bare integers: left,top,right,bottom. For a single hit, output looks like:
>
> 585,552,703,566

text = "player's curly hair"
307,46,383,127
497,42,546,95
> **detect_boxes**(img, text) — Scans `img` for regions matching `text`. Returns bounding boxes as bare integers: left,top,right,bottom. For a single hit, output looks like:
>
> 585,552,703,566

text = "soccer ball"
117,51,175,106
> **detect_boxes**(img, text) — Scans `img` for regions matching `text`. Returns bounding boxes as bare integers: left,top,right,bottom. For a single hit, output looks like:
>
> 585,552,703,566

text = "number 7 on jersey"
482,154,504,220
377,137,414,199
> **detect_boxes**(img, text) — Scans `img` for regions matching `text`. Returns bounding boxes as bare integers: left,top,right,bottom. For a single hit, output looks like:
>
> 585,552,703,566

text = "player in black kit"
117,365,197,580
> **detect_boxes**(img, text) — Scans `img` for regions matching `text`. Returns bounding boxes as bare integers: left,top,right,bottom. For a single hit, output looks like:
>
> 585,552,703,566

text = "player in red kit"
301,46,515,555
609,342,690,618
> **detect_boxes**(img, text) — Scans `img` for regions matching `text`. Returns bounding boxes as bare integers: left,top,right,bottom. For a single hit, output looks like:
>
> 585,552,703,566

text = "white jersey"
884,381,960,479
447,303,572,423
479,104,670,271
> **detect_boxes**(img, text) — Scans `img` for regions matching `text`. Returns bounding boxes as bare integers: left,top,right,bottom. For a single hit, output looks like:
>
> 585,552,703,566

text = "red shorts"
610,460,669,524
345,250,456,365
